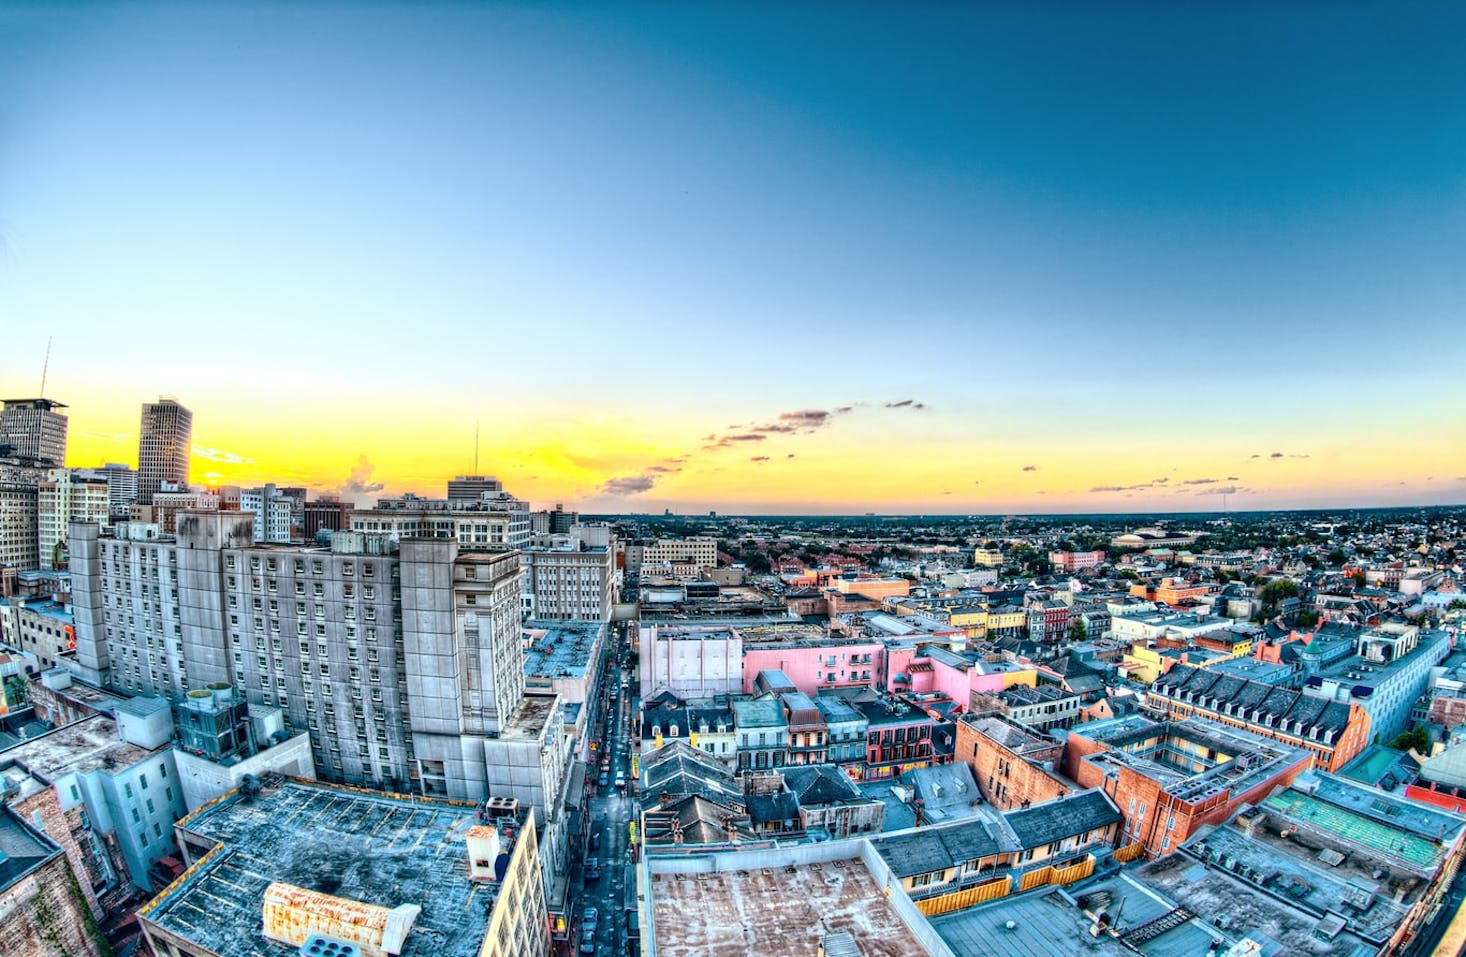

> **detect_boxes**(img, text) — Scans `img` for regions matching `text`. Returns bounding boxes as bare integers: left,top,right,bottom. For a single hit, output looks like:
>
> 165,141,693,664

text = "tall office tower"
136,397,192,505
447,474,503,502
0,398,69,465
37,468,110,569
0,453,47,572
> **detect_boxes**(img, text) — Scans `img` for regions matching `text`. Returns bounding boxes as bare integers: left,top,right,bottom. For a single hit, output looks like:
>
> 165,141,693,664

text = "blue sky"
2,2,1463,511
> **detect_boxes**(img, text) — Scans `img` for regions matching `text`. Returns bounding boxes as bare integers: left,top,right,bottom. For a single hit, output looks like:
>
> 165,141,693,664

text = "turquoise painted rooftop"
1263,790,1441,869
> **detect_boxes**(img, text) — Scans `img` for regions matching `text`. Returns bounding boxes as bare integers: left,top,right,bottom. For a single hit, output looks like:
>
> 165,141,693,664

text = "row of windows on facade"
227,555,387,577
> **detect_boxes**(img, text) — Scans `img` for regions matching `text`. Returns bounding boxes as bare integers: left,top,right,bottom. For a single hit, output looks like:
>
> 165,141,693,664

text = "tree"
1258,579,1300,615
1388,726,1431,754
2,675,27,708
1328,548,1347,566
1068,618,1087,642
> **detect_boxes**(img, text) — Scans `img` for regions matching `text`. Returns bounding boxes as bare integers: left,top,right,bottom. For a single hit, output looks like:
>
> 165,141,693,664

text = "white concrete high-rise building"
519,541,616,621
0,398,68,465
239,483,293,542
68,517,576,917
37,468,110,569
76,463,140,515
136,397,192,505
352,490,532,548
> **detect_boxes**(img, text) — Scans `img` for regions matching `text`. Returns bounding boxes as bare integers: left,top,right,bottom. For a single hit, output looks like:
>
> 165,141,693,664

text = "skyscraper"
0,398,68,465
447,474,503,501
136,397,192,505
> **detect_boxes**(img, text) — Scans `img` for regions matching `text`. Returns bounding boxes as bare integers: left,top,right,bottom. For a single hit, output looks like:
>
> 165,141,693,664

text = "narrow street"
573,624,637,956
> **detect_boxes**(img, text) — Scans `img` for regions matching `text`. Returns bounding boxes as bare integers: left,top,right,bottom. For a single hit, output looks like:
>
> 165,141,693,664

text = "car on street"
614,771,626,791
585,859,600,882
598,771,609,787
579,930,595,954
590,831,601,852
583,907,599,932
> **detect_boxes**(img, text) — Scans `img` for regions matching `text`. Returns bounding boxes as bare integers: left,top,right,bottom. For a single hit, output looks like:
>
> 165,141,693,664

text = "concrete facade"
0,399,68,467
36,469,108,570
518,543,614,621
135,398,192,506
640,624,743,699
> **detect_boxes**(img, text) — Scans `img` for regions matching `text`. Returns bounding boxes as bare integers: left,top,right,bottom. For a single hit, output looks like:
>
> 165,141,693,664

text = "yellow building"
973,547,1005,567
1122,643,1175,684
985,606,1027,637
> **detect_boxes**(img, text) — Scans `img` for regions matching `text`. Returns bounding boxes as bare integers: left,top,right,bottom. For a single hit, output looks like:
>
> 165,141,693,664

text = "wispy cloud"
78,429,133,443
193,445,256,465
1022,465,1038,472
750,455,770,463
1182,478,1217,485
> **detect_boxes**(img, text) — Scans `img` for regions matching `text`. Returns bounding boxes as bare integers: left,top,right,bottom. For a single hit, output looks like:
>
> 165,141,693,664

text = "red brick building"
956,715,1072,810
1063,715,1311,857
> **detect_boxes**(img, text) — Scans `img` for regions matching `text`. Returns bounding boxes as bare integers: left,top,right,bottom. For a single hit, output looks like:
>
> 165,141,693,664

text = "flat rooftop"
521,619,605,680
1078,716,1306,800
0,597,73,623
932,875,1220,957
649,856,930,957
1139,849,1376,954
0,713,156,777
499,693,560,741
143,778,525,957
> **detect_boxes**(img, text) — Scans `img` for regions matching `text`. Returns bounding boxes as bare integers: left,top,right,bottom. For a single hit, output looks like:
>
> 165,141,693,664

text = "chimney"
465,826,502,882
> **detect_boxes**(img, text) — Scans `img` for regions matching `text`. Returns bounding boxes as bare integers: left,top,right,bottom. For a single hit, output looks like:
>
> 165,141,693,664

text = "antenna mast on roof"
39,336,52,396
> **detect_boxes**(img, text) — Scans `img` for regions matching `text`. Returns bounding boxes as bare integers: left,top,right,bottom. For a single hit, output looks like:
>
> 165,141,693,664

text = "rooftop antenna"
39,336,52,396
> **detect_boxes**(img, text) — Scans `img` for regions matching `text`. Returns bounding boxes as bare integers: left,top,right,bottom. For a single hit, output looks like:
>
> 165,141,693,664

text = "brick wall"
12,786,105,919
957,721,1070,811
0,852,105,957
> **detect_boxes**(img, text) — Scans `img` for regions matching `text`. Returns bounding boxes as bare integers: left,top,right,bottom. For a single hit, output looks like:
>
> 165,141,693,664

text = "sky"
2,2,1463,514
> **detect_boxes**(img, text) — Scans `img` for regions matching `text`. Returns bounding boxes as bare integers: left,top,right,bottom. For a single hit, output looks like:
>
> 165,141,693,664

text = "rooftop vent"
299,937,361,957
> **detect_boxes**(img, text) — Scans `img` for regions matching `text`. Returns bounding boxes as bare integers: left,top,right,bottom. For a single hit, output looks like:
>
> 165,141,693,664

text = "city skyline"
3,3,1463,514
